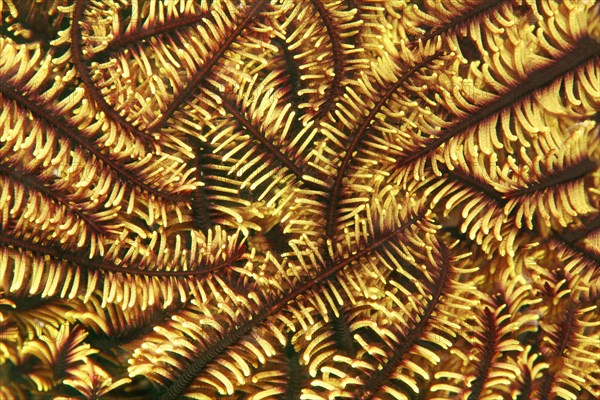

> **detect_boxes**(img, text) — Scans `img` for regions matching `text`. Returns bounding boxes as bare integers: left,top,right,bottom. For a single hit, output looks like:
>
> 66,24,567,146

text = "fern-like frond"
431,272,539,399
55,357,130,400
1,226,246,310
537,303,600,400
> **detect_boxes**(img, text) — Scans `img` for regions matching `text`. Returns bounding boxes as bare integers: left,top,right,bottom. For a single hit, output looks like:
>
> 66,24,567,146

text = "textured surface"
0,0,599,399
